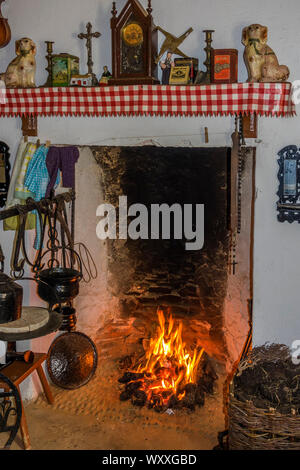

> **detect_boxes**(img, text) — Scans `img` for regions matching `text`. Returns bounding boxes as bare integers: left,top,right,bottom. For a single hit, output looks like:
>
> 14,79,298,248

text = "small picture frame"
277,145,300,223
169,66,190,85
210,49,238,84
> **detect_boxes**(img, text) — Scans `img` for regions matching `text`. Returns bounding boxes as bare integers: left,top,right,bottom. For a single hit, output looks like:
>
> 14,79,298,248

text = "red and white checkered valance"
0,83,296,117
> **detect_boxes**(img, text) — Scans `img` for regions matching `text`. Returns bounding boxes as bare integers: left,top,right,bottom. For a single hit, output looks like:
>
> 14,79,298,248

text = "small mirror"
283,159,297,197
0,141,10,208
277,145,300,223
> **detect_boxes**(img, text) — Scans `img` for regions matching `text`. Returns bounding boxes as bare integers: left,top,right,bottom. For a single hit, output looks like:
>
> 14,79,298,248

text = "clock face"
121,21,145,74
122,23,143,47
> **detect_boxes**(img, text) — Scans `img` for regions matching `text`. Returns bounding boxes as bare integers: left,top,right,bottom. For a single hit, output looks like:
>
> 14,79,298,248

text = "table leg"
37,364,54,405
17,386,31,451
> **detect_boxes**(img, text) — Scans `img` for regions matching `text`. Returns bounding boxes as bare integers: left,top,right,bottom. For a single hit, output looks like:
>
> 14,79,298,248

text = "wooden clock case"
110,0,159,86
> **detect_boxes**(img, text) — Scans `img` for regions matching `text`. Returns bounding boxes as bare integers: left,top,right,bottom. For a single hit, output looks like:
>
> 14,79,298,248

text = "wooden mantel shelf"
0,83,295,118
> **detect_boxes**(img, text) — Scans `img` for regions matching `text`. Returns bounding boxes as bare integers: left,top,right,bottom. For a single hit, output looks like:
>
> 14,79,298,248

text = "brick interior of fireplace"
90,145,246,362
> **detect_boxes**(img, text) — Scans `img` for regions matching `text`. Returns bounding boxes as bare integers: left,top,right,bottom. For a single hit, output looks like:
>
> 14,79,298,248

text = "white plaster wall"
0,0,300,398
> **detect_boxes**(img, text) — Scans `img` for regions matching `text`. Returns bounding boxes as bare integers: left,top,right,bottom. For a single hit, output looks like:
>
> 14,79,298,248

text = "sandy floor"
3,358,226,451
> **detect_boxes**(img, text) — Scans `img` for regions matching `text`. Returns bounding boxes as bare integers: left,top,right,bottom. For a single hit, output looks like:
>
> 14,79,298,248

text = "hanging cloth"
45,146,79,198
6,138,27,206
4,140,36,231
14,142,37,200
24,145,60,249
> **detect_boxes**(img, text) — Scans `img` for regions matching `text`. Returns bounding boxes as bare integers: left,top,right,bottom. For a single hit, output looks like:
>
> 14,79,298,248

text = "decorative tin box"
174,57,199,83
210,49,238,84
52,53,80,87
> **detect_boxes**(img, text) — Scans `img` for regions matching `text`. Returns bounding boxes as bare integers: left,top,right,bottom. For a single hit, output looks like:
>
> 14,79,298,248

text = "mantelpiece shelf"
0,83,295,118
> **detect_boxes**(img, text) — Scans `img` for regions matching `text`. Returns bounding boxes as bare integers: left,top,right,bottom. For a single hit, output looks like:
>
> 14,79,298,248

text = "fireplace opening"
91,145,251,355
64,144,254,422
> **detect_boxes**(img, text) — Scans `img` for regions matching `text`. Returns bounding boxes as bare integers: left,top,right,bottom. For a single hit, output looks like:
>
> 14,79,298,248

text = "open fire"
119,309,217,412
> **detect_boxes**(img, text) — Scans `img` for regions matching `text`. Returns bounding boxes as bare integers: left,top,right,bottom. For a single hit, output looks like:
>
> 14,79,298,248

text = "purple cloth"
46,146,79,197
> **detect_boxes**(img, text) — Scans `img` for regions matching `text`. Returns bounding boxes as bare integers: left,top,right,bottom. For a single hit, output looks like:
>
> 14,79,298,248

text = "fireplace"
31,143,254,447
85,145,252,363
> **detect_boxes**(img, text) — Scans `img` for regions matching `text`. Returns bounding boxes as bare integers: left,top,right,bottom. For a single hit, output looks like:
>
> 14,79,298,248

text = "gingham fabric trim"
0,83,296,117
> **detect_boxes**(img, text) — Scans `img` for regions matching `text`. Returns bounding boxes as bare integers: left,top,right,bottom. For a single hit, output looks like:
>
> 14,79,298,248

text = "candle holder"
203,30,214,83
43,41,55,87
194,29,214,85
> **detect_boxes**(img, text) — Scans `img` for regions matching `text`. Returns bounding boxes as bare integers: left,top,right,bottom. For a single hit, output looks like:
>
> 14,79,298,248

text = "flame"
131,308,204,408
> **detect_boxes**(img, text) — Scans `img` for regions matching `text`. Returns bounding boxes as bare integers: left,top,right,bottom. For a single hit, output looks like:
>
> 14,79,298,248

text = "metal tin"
0,273,23,324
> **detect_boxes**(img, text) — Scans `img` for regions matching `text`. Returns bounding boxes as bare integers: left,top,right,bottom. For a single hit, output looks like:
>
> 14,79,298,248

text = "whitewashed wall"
0,0,300,398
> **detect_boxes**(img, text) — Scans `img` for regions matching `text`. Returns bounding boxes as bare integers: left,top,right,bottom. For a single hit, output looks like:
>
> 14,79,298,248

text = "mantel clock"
110,0,159,85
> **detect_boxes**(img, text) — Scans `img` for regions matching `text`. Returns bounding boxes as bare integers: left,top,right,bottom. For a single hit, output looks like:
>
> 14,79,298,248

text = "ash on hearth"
118,309,218,412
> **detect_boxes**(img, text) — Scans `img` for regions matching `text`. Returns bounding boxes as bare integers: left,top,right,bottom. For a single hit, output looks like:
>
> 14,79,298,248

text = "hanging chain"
237,113,245,235
229,229,238,275
229,114,245,275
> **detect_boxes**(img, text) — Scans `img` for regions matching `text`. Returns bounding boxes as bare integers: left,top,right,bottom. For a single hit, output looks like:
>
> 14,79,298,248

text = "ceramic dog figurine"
1,37,36,88
242,24,289,83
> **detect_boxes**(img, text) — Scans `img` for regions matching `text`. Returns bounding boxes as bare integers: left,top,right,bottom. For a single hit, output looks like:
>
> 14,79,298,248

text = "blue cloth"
24,145,60,249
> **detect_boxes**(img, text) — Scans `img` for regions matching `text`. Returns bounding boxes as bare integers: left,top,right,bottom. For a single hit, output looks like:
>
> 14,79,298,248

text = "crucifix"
78,22,101,86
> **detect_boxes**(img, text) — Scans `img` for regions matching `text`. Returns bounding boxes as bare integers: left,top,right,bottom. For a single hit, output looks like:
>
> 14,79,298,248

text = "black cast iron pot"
36,268,82,306
0,273,23,324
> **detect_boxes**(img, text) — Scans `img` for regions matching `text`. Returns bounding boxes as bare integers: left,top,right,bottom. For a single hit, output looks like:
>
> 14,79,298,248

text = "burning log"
118,372,144,383
131,390,147,407
118,309,217,412
120,390,132,401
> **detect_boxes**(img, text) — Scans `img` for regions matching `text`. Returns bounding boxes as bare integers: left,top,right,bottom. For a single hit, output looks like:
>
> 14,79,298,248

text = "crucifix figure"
78,22,101,85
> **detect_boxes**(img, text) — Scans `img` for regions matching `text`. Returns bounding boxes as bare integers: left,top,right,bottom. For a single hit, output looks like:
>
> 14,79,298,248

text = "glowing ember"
119,309,206,410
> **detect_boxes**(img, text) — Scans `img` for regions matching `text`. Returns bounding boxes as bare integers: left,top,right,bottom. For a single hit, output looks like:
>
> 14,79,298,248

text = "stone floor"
2,357,227,451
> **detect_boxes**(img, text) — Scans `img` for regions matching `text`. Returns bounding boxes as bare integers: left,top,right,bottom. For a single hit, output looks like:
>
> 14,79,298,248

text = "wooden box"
211,49,238,84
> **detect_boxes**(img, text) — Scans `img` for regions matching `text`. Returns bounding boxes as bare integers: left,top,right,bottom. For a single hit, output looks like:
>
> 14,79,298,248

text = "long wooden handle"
230,130,239,233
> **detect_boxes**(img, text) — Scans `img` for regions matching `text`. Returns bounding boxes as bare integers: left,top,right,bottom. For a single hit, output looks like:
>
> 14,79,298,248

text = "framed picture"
169,66,190,85
210,49,238,84
51,53,80,87
277,145,300,223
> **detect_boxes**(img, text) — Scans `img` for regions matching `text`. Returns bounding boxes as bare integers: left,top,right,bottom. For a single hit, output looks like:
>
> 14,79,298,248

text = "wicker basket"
228,344,300,450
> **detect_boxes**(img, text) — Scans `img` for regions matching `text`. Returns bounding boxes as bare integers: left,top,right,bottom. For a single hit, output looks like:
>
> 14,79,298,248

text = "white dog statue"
1,37,36,88
242,24,289,83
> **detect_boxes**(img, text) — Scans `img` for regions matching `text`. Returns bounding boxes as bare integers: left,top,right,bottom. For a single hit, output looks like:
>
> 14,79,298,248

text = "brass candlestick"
203,30,214,83
43,41,55,87
194,29,214,85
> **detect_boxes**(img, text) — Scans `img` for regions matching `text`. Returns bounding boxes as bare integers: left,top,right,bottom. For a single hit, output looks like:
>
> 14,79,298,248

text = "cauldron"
0,273,23,324
36,268,82,306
